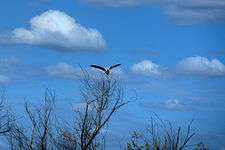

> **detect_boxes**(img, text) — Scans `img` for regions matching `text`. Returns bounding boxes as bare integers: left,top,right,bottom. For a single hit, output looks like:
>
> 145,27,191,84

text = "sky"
0,0,225,149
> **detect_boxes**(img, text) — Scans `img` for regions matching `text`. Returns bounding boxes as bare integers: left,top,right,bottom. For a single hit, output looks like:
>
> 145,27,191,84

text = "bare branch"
55,69,127,150
4,89,55,150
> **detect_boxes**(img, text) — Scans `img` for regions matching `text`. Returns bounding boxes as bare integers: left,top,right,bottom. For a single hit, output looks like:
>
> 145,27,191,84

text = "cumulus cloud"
82,0,225,24
45,62,79,79
177,56,225,76
131,60,161,76
0,10,106,51
0,75,10,85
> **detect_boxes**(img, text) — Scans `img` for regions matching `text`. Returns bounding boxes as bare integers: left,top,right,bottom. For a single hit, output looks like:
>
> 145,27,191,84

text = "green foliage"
194,142,209,150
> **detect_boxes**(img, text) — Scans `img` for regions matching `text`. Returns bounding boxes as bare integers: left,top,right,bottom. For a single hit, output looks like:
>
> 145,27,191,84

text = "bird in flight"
90,64,121,75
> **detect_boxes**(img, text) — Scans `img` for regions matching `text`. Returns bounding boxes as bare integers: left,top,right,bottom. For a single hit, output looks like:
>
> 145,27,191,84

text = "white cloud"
82,0,225,24
46,63,126,80
162,99,182,110
140,99,187,111
0,10,106,51
0,75,10,85
45,62,78,79
177,56,225,76
131,60,161,76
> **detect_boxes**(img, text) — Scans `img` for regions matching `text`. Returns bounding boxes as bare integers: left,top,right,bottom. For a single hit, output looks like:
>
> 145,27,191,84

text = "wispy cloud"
0,75,10,85
140,99,188,111
162,99,183,110
0,56,18,65
0,10,106,51
177,56,225,77
82,0,225,25
163,0,225,25
82,0,149,7
0,56,44,83
0,57,18,85
46,63,126,80
45,62,79,79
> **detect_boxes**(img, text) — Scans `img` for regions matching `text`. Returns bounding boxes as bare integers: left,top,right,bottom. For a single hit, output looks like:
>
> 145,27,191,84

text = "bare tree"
126,115,195,150
5,89,55,150
0,88,11,134
54,70,128,150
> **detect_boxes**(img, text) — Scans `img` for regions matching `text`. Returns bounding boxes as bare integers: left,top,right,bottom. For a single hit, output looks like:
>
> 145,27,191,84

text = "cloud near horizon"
0,10,106,51
177,56,225,77
82,0,225,24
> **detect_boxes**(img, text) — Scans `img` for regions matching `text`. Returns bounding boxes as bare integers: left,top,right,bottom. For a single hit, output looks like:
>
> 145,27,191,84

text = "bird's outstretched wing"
90,65,106,72
109,64,121,70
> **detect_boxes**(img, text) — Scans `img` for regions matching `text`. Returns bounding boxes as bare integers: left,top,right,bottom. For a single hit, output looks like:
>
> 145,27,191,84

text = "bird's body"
90,64,121,75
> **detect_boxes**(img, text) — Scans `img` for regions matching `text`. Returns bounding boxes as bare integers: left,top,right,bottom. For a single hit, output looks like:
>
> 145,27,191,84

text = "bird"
90,64,121,75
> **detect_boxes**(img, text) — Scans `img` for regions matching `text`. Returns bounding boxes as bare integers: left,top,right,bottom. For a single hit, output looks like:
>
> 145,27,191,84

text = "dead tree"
54,70,128,150
5,89,55,150
0,88,11,134
126,115,195,150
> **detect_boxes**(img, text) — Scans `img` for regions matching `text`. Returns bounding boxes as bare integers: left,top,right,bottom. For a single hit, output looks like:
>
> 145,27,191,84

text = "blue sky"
0,0,225,149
